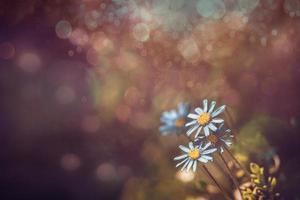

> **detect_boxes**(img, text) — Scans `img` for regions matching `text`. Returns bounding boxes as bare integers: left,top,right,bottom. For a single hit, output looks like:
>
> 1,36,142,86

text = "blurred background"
0,0,300,199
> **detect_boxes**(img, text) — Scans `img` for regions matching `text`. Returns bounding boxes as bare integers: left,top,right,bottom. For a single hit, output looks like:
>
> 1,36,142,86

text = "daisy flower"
159,103,189,135
174,142,217,172
196,123,233,153
185,99,226,138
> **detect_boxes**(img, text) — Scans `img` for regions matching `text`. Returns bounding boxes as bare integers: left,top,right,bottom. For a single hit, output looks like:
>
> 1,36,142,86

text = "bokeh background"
0,0,300,199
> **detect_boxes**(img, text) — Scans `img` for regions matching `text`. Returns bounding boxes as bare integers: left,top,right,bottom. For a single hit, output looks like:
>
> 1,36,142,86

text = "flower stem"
225,109,235,131
202,165,231,200
219,152,243,199
224,146,251,177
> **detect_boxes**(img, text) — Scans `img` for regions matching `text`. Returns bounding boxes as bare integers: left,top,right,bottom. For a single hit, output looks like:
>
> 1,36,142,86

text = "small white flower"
196,123,233,153
174,142,217,172
185,99,225,137
159,103,189,135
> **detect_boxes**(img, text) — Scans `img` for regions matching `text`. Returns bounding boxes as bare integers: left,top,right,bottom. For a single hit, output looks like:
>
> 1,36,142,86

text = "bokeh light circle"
196,0,226,19
18,52,41,73
132,23,150,42
55,20,72,39
60,153,81,171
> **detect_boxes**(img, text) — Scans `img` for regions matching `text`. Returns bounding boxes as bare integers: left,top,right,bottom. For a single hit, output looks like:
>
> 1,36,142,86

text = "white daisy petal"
192,160,197,172
203,99,208,112
186,125,199,136
181,159,190,171
179,145,190,153
202,142,211,150
221,138,232,146
202,148,217,155
201,155,213,160
208,101,216,113
198,157,208,163
195,108,203,114
211,118,224,124
187,113,199,119
225,129,231,133
194,126,202,138
204,126,210,136
224,141,232,146
170,110,177,118
174,154,188,160
211,105,226,117
219,123,224,130
178,103,187,115
176,158,189,167
220,147,224,154
188,142,194,149
208,123,217,132
185,120,197,127
186,159,194,172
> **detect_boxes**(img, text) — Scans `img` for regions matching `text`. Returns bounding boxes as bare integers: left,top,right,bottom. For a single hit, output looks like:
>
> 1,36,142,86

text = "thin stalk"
214,157,230,181
219,152,243,199
225,110,239,137
202,165,231,200
224,146,251,177
225,109,235,130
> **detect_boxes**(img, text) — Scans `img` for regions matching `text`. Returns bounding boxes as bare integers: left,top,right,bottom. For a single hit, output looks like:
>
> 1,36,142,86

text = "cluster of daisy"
160,99,233,172
240,163,280,200
159,99,281,199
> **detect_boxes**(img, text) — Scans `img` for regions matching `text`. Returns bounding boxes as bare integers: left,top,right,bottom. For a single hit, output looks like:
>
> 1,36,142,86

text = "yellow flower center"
188,149,200,160
175,118,185,127
197,112,211,125
207,134,218,144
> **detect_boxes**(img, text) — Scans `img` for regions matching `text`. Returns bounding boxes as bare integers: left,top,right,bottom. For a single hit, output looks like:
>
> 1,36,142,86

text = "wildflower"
185,99,225,137
195,123,233,153
174,142,217,172
240,163,280,200
159,103,189,135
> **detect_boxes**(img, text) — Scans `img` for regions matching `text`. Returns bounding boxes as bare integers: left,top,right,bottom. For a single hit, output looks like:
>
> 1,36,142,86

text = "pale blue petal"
220,147,224,154
159,125,174,135
194,126,202,138
178,103,187,115
186,124,199,136
181,159,191,171
201,155,213,160
204,126,210,136
211,105,226,117
176,158,189,167
179,145,190,153
202,142,211,150
185,120,197,127
218,122,224,129
211,118,224,124
187,113,199,119
188,142,194,149
208,101,216,113
186,159,194,172
195,107,203,114
192,160,197,172
225,129,231,133
202,148,217,155
203,99,208,112
170,110,178,118
208,123,217,132
174,154,188,160
198,157,208,163
224,140,232,147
